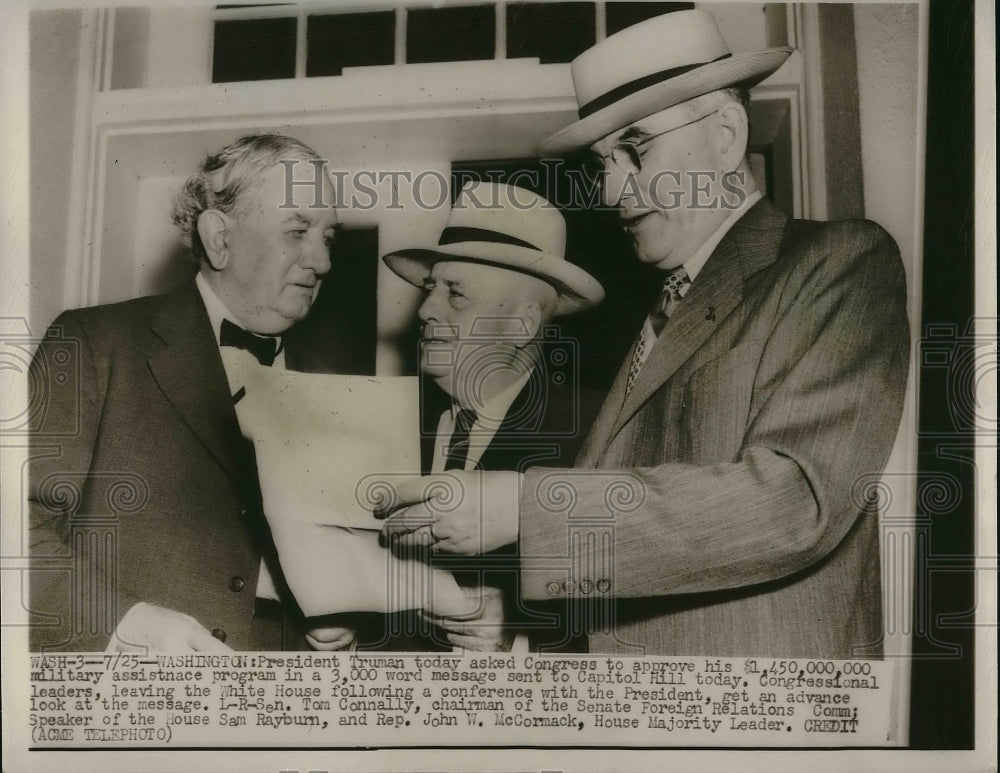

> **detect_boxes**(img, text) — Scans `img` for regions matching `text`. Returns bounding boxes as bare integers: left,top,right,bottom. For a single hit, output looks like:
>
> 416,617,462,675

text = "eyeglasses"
580,109,720,184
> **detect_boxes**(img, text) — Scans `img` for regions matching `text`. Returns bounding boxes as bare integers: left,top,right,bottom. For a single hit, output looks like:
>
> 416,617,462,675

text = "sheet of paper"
240,370,422,530
239,370,471,617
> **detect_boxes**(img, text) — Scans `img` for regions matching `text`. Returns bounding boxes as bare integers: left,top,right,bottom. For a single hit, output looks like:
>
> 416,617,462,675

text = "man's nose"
601,163,631,209
301,233,332,275
417,293,438,324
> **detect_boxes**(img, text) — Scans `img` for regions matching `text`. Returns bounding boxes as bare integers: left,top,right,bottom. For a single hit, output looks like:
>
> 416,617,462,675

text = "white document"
239,370,470,618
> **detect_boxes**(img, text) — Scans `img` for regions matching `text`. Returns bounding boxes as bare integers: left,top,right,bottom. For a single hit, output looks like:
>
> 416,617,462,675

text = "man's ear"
196,209,231,270
715,102,750,174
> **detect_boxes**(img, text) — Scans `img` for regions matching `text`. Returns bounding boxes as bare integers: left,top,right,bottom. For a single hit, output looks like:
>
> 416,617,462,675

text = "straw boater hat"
537,9,793,156
383,182,604,315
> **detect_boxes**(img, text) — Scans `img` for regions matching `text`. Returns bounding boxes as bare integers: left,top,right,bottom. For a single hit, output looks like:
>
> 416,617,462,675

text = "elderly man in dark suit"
381,10,910,660
379,182,604,651
29,134,341,652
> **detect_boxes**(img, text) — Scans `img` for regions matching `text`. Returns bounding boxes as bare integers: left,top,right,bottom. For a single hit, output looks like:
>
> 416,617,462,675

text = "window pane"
506,2,595,64
406,5,495,64
604,2,694,37
213,17,297,83
307,11,396,77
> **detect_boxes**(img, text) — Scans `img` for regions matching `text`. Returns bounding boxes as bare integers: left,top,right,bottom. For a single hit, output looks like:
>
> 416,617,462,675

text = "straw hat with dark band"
537,9,793,156
383,182,605,316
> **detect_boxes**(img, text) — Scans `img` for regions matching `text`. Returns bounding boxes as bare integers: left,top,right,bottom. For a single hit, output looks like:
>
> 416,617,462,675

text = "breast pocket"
679,342,760,465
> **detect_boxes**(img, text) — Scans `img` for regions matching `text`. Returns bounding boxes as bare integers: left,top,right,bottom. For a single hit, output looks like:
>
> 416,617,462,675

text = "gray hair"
170,133,325,264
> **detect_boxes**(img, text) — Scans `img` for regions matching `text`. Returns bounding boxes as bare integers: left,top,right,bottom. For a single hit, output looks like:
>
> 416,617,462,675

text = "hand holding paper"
238,370,473,619
378,470,522,556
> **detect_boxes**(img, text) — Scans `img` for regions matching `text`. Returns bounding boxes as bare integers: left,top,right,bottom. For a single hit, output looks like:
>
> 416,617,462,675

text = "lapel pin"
705,306,716,321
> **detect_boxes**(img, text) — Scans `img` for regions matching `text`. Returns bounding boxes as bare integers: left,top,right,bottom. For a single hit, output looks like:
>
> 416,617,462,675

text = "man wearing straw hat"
374,181,603,651
382,10,909,659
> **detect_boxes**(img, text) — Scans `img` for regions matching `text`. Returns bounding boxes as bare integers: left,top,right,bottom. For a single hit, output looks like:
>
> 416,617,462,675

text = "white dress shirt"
195,271,286,401
430,368,535,653
429,368,534,473
195,271,285,600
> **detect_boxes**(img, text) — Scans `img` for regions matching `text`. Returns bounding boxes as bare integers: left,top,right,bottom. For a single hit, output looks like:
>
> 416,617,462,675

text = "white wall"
698,2,789,52
854,4,923,527
145,7,213,87
854,3,923,744
855,3,921,273
29,9,84,334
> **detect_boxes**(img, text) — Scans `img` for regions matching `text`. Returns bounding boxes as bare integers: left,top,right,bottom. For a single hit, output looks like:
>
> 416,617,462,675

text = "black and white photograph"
0,0,993,771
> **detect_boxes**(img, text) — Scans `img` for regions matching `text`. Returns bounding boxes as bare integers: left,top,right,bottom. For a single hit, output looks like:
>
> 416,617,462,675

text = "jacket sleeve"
27,311,134,651
518,221,910,601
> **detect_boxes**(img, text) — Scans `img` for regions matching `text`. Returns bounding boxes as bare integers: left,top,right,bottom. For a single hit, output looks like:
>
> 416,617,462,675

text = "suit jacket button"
211,628,227,642
546,582,561,596
563,579,577,594
596,578,611,593
228,576,245,592
580,580,593,594
239,508,248,518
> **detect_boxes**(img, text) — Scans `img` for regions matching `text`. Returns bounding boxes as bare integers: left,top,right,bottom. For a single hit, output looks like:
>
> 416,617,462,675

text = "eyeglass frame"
581,108,721,183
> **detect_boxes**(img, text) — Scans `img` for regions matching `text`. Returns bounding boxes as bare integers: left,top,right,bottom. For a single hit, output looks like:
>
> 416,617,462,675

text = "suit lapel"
576,343,635,465
601,198,790,449
146,283,251,486
612,238,743,437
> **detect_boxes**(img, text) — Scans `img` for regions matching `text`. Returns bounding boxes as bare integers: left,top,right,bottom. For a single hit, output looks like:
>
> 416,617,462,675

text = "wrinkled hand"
423,586,513,652
305,614,357,651
377,471,521,556
107,602,233,653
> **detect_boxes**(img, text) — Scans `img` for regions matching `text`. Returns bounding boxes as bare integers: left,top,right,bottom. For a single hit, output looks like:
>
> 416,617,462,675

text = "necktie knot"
220,318,280,367
661,266,690,296
649,267,691,336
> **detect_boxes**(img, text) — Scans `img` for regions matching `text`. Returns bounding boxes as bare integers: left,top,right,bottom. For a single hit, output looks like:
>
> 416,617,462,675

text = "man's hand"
423,586,513,652
107,602,233,652
377,471,521,555
305,614,357,651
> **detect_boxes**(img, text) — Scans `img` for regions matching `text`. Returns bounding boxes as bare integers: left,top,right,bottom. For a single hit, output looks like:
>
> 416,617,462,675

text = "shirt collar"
451,367,534,430
195,271,239,345
683,189,763,283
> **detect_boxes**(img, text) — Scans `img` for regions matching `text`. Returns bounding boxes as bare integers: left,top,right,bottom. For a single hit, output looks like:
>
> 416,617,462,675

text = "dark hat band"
439,226,542,252
577,53,733,119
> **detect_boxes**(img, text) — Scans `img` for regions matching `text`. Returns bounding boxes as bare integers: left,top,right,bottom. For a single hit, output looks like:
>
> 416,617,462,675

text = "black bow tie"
220,318,281,366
